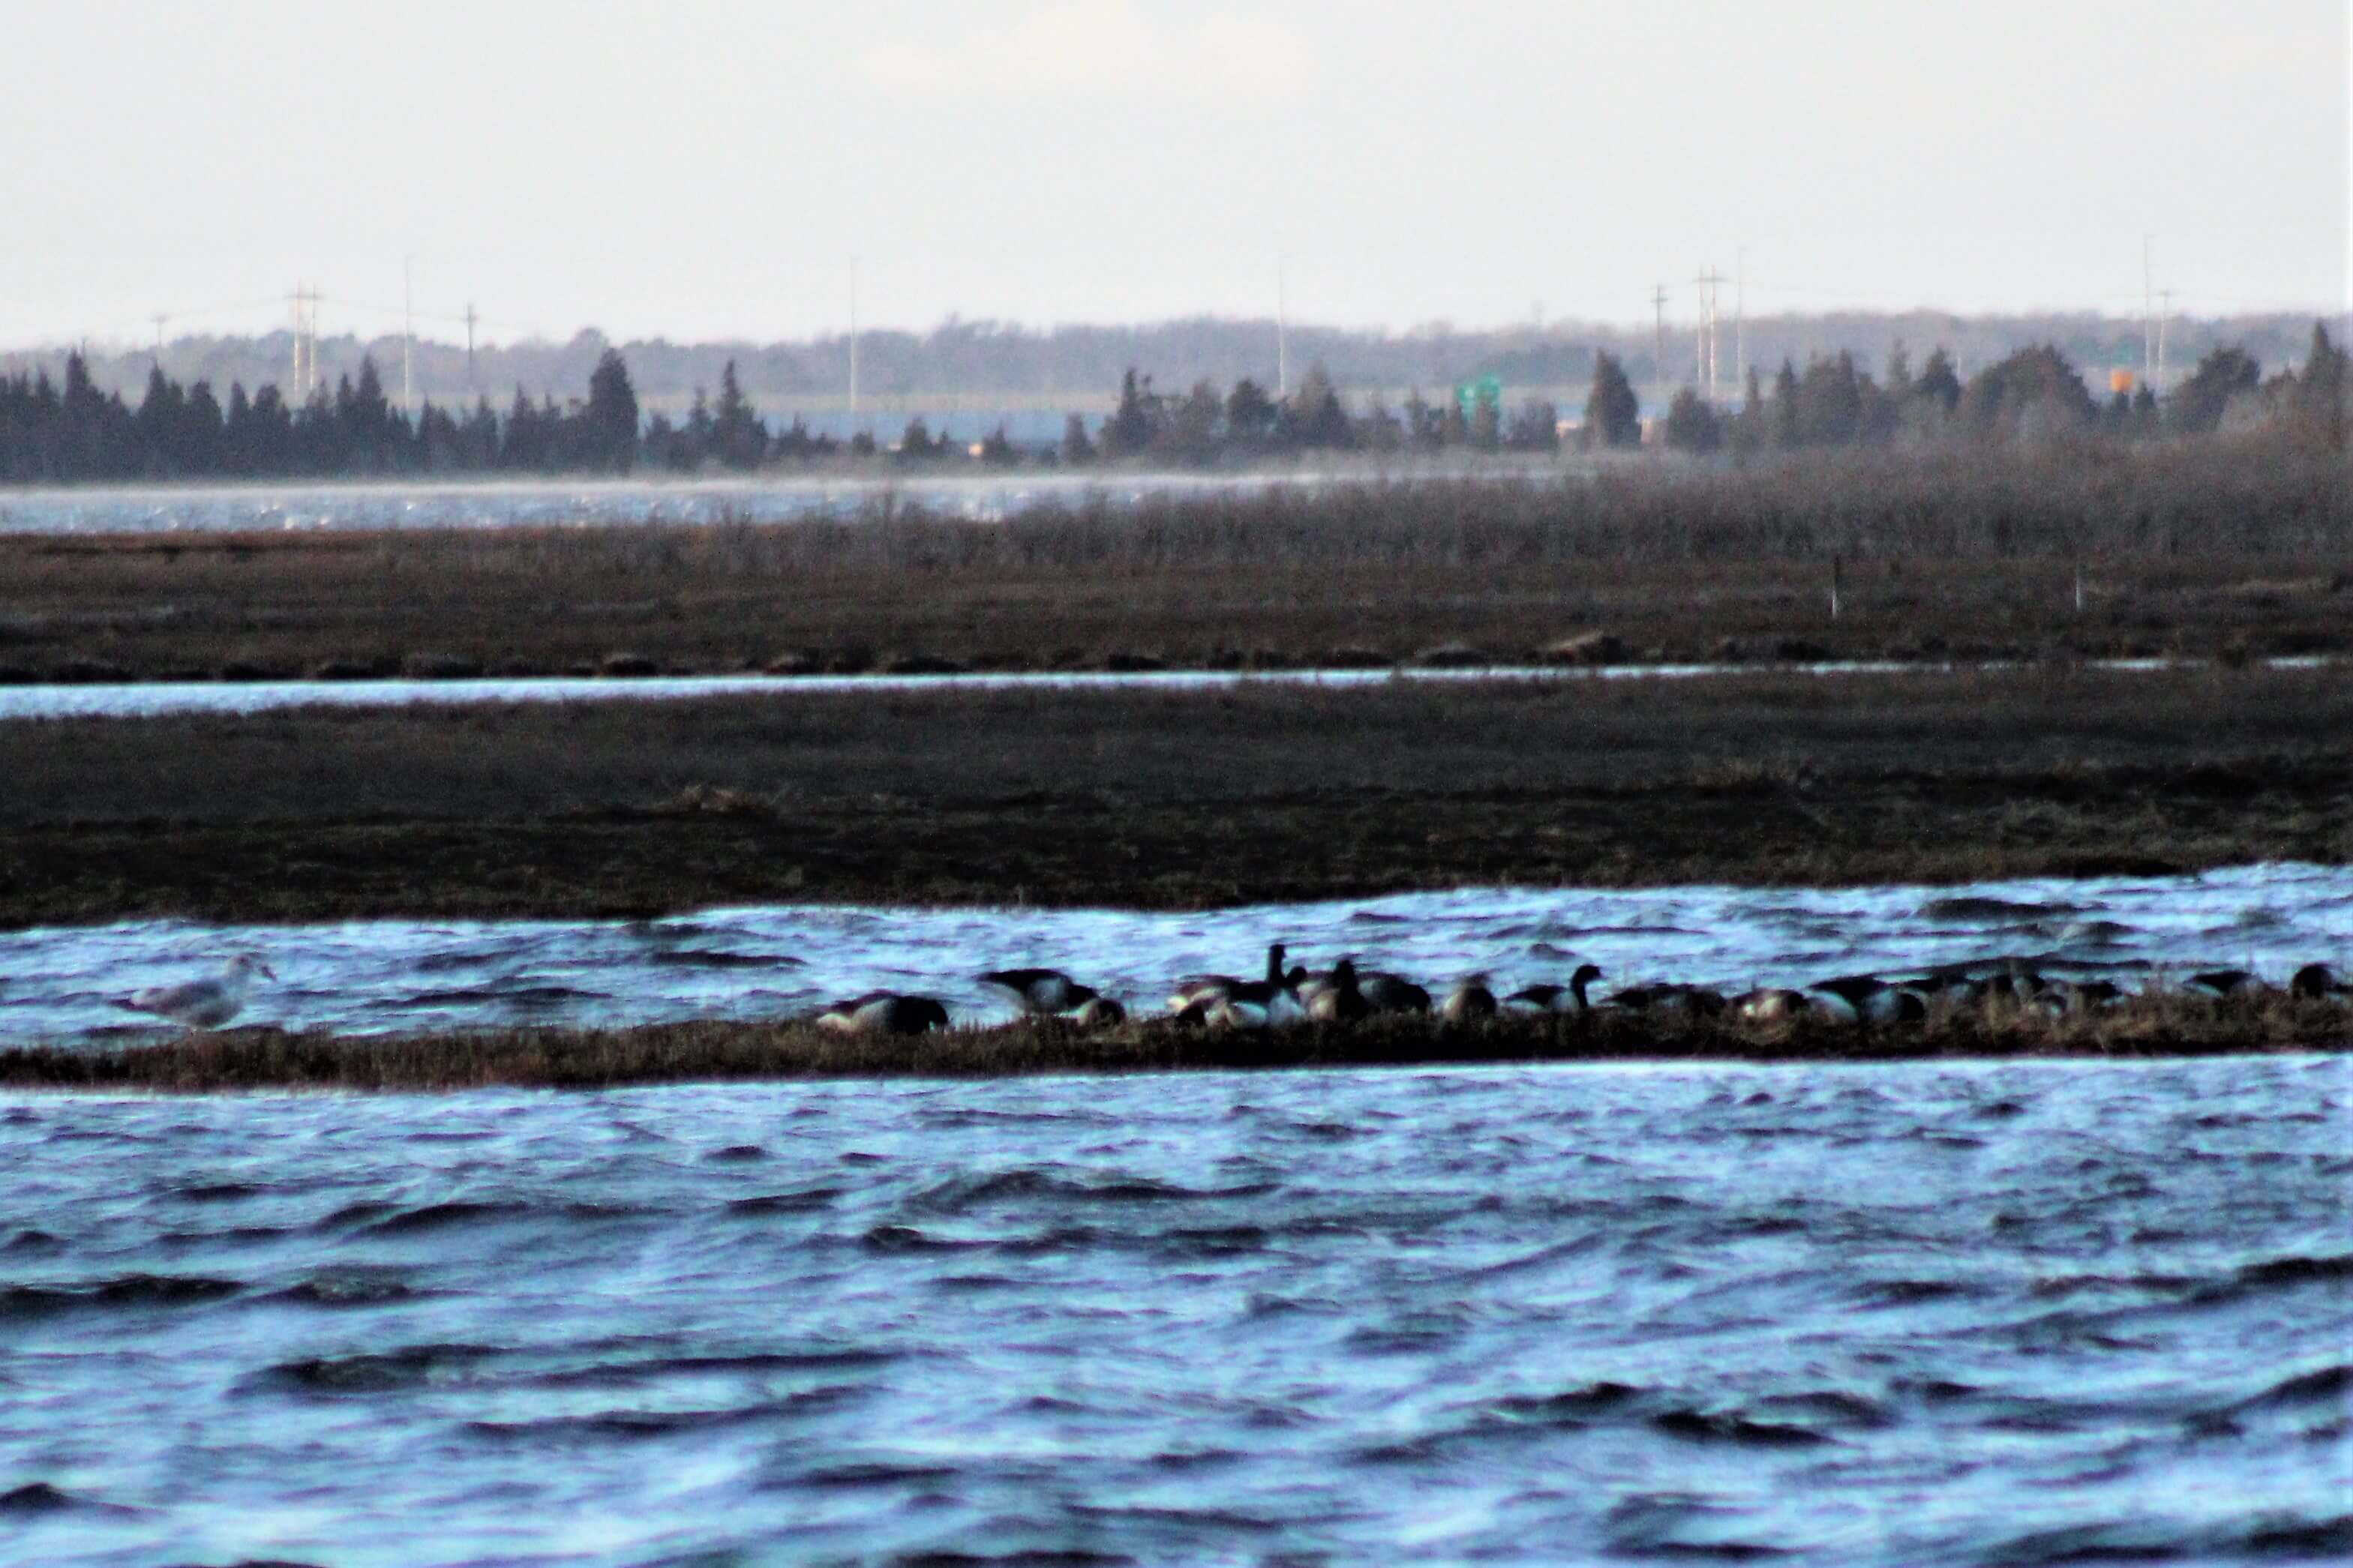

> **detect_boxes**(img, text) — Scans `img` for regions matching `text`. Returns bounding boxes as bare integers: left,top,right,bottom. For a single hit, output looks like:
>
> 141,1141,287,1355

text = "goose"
1605,981,1727,1017
1734,987,1817,1023
979,967,1100,1016
1808,975,1925,1024
1304,958,1372,1023
1073,996,1127,1028
1507,964,1604,1015
817,992,950,1036
1193,943,1306,1031
2185,968,2261,1000
1169,943,1286,1016
1356,971,1431,1015
119,955,275,1030
2291,964,2349,1001
1439,978,1496,1022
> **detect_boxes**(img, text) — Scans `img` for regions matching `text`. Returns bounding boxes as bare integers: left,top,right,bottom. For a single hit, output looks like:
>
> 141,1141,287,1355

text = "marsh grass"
6,992,2344,1094
3,445,2345,681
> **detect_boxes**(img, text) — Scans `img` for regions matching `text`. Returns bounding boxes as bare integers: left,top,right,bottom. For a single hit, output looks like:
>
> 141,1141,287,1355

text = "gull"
120,955,276,1030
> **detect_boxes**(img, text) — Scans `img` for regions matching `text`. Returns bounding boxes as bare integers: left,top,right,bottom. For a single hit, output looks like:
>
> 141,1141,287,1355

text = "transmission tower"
1694,268,1727,399
288,286,320,402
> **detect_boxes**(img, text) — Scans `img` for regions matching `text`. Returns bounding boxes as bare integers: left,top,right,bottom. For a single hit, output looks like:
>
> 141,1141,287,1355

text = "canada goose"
1507,964,1604,1014
2186,968,2261,1000
979,967,1099,1016
119,955,275,1030
1073,996,1127,1028
1439,978,1496,1022
1356,971,1431,1014
2291,964,2349,1000
1305,958,1371,1023
817,992,950,1036
1201,943,1307,1030
1169,942,1286,1015
1808,975,1924,1024
1605,981,1727,1017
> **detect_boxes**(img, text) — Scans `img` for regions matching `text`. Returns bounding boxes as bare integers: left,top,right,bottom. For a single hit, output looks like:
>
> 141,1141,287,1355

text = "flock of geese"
108,946,2351,1037
810,945,2353,1036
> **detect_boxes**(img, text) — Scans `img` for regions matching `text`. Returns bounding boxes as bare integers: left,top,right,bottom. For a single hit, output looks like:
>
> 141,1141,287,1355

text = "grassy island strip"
5,997,2347,1093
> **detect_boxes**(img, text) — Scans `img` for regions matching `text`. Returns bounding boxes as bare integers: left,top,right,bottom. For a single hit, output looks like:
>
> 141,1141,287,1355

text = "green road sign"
1454,374,1502,414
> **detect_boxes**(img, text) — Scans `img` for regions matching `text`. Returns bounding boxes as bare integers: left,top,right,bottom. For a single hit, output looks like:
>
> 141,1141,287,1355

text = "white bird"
120,955,276,1030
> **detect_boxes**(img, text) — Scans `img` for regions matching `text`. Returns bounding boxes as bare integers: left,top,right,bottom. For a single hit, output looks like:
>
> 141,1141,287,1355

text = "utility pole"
2141,236,2155,391
289,286,318,401
1734,247,1746,391
848,256,860,433
1277,253,1289,398
464,303,478,389
2156,287,2175,395
151,314,167,369
1652,283,1669,400
402,257,414,413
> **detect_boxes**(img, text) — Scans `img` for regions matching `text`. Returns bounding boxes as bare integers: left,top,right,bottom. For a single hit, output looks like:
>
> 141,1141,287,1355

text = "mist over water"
2,1058,2345,1564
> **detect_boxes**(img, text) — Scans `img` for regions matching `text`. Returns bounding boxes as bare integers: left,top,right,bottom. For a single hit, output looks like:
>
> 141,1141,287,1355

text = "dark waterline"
0,1057,2344,1564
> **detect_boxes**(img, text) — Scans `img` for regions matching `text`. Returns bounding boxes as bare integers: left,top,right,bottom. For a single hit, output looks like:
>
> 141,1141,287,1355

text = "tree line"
0,327,2339,484
1617,325,2345,455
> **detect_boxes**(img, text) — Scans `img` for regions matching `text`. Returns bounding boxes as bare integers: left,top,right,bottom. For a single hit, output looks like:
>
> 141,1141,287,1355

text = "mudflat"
3,664,2345,928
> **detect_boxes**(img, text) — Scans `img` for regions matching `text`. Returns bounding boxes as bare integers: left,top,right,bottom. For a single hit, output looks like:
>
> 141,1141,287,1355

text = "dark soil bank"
2,665,2345,928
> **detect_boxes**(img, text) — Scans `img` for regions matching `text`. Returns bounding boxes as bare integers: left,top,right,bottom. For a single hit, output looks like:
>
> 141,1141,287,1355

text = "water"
0,469,1543,536
1,1057,2345,1564
0,661,1923,721
2,660,2327,724
8,865,2348,1050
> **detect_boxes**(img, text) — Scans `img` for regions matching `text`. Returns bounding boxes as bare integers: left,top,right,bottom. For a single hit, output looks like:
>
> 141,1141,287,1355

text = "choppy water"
0,469,1535,536
2,1057,2345,1564
8,865,2348,1050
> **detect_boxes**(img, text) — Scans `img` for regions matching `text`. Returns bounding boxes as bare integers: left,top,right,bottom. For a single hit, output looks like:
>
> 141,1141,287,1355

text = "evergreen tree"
1102,369,1154,457
1582,352,1640,448
1769,359,1802,449
584,347,641,470
2288,322,2347,446
1060,412,1096,465
2167,345,2260,436
1913,348,1961,412
713,360,764,469
1662,387,1722,453
1224,378,1277,445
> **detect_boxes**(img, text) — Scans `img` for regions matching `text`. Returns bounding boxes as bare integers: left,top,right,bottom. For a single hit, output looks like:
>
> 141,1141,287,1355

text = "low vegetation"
2,442,2346,682
5,992,2345,1093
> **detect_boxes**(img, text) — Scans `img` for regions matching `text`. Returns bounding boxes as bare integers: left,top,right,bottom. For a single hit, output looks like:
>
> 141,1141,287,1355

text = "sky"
3,0,2344,349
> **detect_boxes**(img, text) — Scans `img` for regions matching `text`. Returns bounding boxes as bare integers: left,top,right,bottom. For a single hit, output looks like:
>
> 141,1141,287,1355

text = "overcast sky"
4,0,2343,349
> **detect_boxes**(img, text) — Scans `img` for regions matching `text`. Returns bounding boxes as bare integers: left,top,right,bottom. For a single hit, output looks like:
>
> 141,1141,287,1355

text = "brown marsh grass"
5,991,2345,1094
2,443,2345,681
